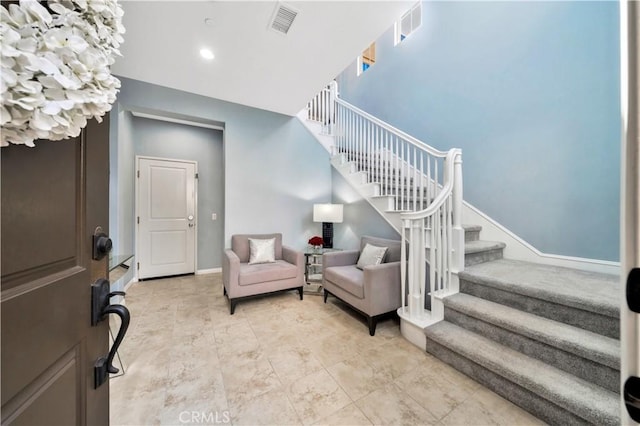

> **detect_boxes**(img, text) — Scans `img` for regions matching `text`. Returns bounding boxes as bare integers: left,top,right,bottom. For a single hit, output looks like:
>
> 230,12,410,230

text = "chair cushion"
238,260,297,286
356,243,388,270
324,265,364,299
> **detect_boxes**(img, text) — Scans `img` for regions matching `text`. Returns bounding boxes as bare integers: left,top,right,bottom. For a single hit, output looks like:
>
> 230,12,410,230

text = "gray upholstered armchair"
222,233,304,314
322,235,403,336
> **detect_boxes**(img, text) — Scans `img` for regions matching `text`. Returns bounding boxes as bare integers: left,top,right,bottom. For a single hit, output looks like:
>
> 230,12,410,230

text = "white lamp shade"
313,204,343,223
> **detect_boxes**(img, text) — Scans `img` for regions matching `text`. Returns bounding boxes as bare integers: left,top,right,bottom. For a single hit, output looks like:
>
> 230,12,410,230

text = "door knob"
91,278,130,388
93,231,112,261
188,215,194,221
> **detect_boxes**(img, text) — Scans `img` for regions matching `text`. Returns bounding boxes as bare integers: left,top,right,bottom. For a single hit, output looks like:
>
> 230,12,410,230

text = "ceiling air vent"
269,3,298,35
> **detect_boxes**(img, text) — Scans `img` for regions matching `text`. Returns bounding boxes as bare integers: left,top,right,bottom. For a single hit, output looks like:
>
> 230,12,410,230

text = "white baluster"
413,146,422,211
400,142,405,211
419,216,426,313
400,220,408,312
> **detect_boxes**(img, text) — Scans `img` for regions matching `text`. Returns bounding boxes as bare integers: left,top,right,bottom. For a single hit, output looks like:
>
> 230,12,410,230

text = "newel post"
451,150,464,293
328,80,338,137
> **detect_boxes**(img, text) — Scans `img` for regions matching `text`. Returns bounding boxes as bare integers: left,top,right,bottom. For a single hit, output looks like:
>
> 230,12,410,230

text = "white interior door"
137,157,196,280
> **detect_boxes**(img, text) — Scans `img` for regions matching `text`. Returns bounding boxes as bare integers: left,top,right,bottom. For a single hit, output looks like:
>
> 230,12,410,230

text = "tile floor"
110,273,545,426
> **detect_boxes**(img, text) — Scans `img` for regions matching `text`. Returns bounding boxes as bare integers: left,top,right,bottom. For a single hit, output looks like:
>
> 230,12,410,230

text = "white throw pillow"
248,238,276,265
356,243,388,270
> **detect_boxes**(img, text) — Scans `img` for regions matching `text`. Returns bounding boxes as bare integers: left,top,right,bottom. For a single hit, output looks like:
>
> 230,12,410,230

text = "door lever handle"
95,304,130,374
626,268,640,313
91,279,131,388
625,376,640,421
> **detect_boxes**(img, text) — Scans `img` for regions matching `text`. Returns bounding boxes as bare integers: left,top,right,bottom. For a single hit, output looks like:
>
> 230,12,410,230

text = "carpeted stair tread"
464,240,506,254
459,259,619,318
462,224,482,232
426,322,620,425
444,293,619,369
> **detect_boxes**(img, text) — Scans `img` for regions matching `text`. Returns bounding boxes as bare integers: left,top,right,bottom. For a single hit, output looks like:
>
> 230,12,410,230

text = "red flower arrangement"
308,236,324,246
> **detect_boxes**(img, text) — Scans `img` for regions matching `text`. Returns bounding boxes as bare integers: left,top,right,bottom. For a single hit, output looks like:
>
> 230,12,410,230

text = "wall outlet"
211,213,217,221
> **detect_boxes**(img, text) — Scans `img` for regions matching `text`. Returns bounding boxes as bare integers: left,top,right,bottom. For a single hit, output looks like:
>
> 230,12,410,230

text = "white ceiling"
112,1,414,116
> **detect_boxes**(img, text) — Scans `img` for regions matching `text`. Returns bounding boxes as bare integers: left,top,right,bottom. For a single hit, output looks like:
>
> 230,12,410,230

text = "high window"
394,2,422,45
357,42,376,76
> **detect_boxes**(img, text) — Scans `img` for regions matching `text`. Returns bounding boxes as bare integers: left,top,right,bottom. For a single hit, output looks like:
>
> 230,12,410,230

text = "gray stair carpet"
464,240,506,266
425,322,620,425
458,259,620,338
463,224,481,242
443,293,620,392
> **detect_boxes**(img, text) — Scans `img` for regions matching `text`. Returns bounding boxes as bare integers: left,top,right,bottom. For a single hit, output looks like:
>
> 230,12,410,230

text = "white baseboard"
462,201,620,275
124,278,137,291
197,268,221,275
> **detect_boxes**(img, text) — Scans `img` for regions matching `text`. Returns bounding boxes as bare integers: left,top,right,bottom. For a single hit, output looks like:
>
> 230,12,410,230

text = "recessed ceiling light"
200,48,215,60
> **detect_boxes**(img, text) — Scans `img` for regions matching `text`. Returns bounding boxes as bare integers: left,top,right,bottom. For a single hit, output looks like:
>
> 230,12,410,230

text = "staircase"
302,84,621,424
426,226,620,425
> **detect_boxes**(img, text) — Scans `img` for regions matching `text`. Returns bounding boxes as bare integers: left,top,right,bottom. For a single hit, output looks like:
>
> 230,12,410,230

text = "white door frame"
135,155,198,280
620,0,639,423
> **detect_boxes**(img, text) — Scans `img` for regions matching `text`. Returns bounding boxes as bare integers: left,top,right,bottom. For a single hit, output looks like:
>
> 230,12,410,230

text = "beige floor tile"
221,358,283,407
303,331,371,368
313,403,373,426
327,356,393,400
158,401,230,426
468,387,546,426
229,387,301,425
163,372,228,416
287,369,352,425
359,337,426,380
394,362,475,421
355,382,438,426
111,273,545,426
439,395,501,426
268,345,324,385
110,389,166,426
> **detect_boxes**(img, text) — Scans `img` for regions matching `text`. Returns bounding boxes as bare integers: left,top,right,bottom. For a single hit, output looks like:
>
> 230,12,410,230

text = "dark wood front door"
1,116,111,425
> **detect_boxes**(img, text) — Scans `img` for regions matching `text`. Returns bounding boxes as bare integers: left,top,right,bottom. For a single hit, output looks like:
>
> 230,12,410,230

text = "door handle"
91,279,130,388
189,223,195,228
93,228,112,261
625,376,640,422
626,268,640,313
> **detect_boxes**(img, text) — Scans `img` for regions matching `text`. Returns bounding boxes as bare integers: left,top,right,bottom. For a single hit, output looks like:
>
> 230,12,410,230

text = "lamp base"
322,222,333,249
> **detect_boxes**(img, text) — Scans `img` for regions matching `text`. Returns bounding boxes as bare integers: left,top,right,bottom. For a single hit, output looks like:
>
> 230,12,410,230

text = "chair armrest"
363,261,402,315
282,245,304,278
323,250,360,268
222,249,240,289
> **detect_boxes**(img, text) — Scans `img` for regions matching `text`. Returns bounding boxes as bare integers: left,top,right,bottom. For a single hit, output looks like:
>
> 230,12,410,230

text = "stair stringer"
331,154,403,233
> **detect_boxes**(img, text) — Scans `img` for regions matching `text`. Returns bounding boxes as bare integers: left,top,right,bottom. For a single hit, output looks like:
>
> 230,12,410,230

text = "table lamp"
313,204,343,249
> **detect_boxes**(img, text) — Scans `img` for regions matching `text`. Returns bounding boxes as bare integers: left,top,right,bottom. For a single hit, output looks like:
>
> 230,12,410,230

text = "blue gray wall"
132,116,224,270
110,77,333,270
337,1,621,261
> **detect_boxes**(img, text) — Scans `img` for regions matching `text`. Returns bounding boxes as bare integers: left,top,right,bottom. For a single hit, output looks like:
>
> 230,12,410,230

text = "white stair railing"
306,81,337,136
399,149,464,329
306,82,464,329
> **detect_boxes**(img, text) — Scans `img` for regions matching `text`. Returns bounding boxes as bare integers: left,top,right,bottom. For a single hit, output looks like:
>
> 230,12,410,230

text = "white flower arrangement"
1,0,125,147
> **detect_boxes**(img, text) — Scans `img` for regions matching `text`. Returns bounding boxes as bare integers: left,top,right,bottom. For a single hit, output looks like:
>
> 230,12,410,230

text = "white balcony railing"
307,83,464,329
